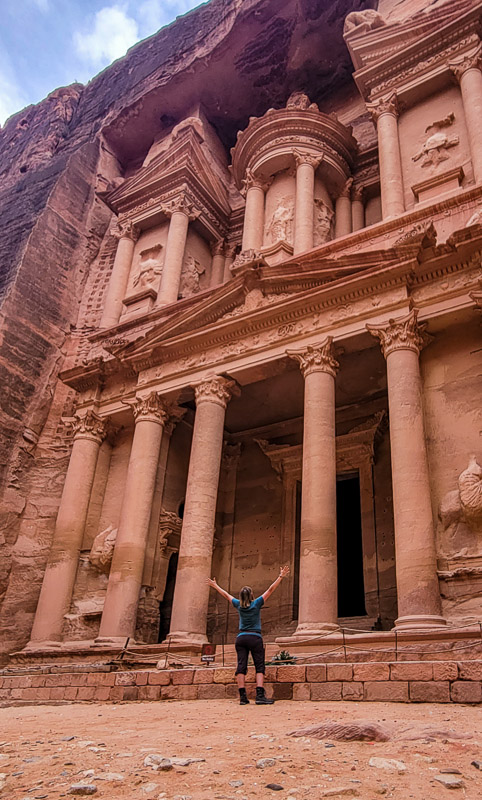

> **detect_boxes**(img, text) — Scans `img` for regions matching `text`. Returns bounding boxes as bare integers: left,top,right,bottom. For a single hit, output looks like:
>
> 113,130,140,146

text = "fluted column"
156,196,200,307
100,220,140,329
27,411,108,647
335,178,353,238
450,48,482,184
288,339,340,635
368,93,405,219
293,151,322,254
241,169,269,252
210,240,226,287
167,376,239,646
367,310,445,630
97,392,168,643
351,184,365,231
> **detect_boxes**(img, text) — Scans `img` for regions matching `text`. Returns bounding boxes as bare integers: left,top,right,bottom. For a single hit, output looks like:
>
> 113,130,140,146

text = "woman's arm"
207,577,235,604
262,565,290,601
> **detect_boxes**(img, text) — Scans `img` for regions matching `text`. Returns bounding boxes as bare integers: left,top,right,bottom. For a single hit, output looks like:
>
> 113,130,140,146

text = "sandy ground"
0,700,481,799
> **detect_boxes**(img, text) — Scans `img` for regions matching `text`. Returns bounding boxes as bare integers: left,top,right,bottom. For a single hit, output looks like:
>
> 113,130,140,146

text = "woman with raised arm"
207,566,290,705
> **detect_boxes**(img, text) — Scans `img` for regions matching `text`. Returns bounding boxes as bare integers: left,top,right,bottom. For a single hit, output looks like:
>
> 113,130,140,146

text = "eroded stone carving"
159,509,182,551
314,198,333,245
466,207,482,227
412,131,459,168
179,254,205,298
343,9,386,38
266,196,294,244
438,456,482,557
132,245,163,289
89,525,118,573
171,116,204,141
286,92,318,111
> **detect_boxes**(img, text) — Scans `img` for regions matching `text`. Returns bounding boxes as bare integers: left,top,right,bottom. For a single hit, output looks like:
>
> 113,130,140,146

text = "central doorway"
293,472,366,619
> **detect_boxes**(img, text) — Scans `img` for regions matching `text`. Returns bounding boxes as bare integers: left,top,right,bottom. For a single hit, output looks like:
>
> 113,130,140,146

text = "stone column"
241,169,269,252
450,48,482,184
288,339,340,635
156,196,200,307
223,244,237,282
293,151,322,254
367,310,445,630
97,392,168,643
335,177,353,238
100,220,140,329
167,376,239,646
210,240,226,287
351,184,365,231
27,411,108,647
368,93,405,219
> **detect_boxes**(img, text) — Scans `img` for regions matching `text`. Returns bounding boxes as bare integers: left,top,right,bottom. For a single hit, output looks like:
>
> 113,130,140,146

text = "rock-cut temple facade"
0,0,482,664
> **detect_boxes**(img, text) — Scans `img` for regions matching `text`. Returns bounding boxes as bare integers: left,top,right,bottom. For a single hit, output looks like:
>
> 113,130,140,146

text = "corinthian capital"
287,337,339,378
130,392,169,425
241,168,272,196
72,410,108,442
112,218,140,242
339,177,354,199
293,150,323,169
366,309,432,358
367,92,399,123
211,239,226,257
194,376,240,408
450,46,482,82
161,195,200,221
352,183,365,202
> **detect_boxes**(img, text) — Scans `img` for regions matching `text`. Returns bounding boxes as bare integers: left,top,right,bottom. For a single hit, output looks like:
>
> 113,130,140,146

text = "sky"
0,0,203,126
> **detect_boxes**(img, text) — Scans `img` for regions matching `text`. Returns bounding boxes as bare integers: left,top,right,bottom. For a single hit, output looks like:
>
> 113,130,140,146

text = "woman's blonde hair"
239,586,254,608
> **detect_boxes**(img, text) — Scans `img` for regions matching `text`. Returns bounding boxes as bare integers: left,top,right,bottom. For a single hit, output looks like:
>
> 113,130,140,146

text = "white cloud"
74,4,139,67
0,65,28,127
137,0,201,38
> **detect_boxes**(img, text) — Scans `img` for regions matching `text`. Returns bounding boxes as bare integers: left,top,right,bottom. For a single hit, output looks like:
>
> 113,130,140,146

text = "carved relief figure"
179,254,205,298
266,196,294,244
314,198,333,245
438,456,482,557
412,115,459,168
132,245,163,290
343,9,386,38
89,525,118,573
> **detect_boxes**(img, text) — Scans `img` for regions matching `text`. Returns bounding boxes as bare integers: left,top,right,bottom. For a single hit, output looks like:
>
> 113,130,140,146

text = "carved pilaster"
287,337,339,378
195,376,240,409
293,150,323,169
222,442,242,471
366,309,433,358
367,92,399,123
111,219,140,242
164,403,187,436
130,392,169,425
72,410,108,443
161,195,200,221
449,46,482,82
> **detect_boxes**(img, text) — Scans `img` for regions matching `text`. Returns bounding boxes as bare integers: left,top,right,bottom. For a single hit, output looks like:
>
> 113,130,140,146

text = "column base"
393,614,447,632
165,631,208,648
21,639,63,652
94,636,137,647
276,622,340,644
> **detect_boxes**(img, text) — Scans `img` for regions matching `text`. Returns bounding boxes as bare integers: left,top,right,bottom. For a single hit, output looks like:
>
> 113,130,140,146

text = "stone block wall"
0,660,480,705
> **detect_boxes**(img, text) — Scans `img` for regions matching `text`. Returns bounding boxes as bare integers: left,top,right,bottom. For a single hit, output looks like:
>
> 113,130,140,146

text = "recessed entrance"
337,472,366,618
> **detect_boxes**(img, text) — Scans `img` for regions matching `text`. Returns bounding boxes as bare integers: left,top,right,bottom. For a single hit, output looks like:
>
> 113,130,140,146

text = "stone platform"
1,660,481,706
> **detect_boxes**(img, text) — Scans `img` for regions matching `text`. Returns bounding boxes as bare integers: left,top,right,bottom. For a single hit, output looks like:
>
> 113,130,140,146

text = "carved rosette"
131,392,169,425
72,410,108,443
161,195,200,221
366,309,432,359
241,168,272,196
287,337,340,378
293,150,323,170
367,92,399,123
112,219,140,242
449,46,482,82
194,376,240,409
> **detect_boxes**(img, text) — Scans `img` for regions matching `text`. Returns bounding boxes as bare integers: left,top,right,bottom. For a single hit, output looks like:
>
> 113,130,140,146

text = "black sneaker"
239,695,250,705
255,693,275,705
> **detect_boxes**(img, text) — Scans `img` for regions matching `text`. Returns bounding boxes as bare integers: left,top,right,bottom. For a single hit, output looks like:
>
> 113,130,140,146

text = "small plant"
270,649,296,664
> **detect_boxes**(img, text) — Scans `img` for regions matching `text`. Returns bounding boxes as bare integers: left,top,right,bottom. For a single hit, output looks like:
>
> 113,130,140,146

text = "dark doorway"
158,552,178,643
337,473,366,617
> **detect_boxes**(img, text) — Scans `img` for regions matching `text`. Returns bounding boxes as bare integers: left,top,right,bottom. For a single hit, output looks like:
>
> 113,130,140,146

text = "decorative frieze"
194,376,240,408
366,309,432,358
287,337,340,378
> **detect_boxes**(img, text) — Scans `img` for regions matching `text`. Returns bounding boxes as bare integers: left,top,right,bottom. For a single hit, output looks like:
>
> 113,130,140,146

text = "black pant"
235,633,265,675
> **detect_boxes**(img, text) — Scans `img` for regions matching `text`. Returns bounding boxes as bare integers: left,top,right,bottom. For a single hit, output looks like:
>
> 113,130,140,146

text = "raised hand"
207,577,218,588
279,565,290,578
